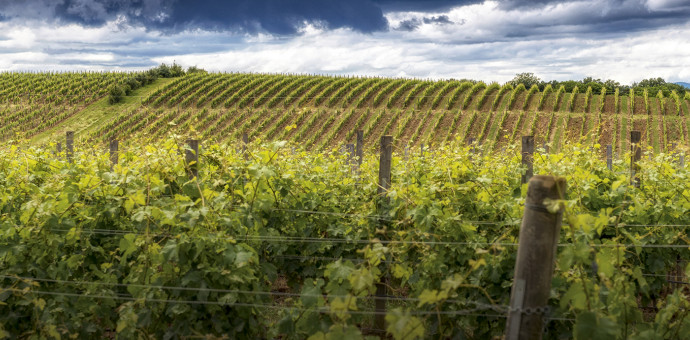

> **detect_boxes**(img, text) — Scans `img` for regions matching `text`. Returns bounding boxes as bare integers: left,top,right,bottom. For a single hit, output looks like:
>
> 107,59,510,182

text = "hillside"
2,72,690,154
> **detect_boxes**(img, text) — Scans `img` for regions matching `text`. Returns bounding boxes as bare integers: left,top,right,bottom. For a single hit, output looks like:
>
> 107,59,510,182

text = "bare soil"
365,110,395,148
603,95,615,114
525,93,541,111
632,118,649,148
663,98,677,115
398,115,423,147
447,89,470,111
573,94,586,113
510,92,527,111
477,112,495,143
479,94,496,112
331,109,366,143
511,113,530,144
533,113,551,146
542,93,556,113
285,109,320,140
634,97,647,115
495,112,518,150
429,111,450,145
566,115,584,142
664,116,681,148
597,116,614,158
388,84,418,109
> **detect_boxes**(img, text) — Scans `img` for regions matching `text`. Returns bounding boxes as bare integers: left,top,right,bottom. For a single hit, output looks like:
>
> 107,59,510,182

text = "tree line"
508,72,687,96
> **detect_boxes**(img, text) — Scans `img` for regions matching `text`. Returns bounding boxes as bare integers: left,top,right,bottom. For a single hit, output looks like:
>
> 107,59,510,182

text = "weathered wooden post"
346,143,355,173
374,135,393,332
606,144,612,170
506,175,566,340
56,142,62,156
66,131,74,163
186,139,199,179
521,136,534,184
630,131,641,187
680,154,685,168
109,139,119,169
242,132,249,161
356,129,364,170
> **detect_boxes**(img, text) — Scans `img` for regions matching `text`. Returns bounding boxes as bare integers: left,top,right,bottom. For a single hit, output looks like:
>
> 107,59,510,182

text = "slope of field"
1,72,687,154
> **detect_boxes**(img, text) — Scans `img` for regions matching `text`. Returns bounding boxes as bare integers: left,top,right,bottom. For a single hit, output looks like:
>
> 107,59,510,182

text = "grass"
552,116,567,151
31,78,174,145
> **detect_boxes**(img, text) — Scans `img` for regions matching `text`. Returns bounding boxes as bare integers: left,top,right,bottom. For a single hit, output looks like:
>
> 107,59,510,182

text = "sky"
0,0,689,84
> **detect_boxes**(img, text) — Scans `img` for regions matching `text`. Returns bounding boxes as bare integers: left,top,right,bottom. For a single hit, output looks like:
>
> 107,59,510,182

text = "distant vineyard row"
1,72,690,151
132,73,690,115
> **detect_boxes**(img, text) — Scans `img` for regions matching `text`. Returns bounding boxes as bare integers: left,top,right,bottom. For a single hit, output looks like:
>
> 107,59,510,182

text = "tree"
108,85,125,104
187,66,207,74
508,73,542,90
635,77,666,88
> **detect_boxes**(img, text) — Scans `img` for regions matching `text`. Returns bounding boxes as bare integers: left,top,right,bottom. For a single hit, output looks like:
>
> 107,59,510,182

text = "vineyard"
0,72,689,155
1,70,690,338
1,137,689,338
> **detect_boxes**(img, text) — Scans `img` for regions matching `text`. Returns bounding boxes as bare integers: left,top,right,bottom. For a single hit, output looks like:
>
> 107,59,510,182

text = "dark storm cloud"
423,15,454,25
396,15,457,31
494,0,690,37
2,0,689,37
0,0,479,34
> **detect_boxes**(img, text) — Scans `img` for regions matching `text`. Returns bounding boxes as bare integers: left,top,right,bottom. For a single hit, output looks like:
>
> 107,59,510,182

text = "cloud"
0,0,689,85
0,0,482,35
150,20,690,84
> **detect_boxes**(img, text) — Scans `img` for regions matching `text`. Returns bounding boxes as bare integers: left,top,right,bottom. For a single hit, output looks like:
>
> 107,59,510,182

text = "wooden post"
375,135,393,332
242,133,249,161
420,143,425,158
680,154,685,168
356,129,364,169
469,138,475,154
404,144,409,162
630,131,641,187
346,143,355,173
606,144,612,170
521,136,534,184
56,142,62,156
109,139,119,168
378,136,393,196
543,143,549,154
186,139,199,179
506,175,566,340
66,131,74,163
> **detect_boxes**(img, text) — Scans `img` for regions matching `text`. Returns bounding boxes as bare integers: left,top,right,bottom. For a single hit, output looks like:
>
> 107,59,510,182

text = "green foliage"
508,72,542,89
522,84,540,110
492,83,513,111
657,90,665,114
567,85,580,112
108,84,126,104
187,66,207,74
0,139,689,339
614,88,620,113
154,62,186,78
583,86,593,113
507,83,526,110
475,82,500,110
537,84,553,110
462,82,487,109
552,85,566,111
